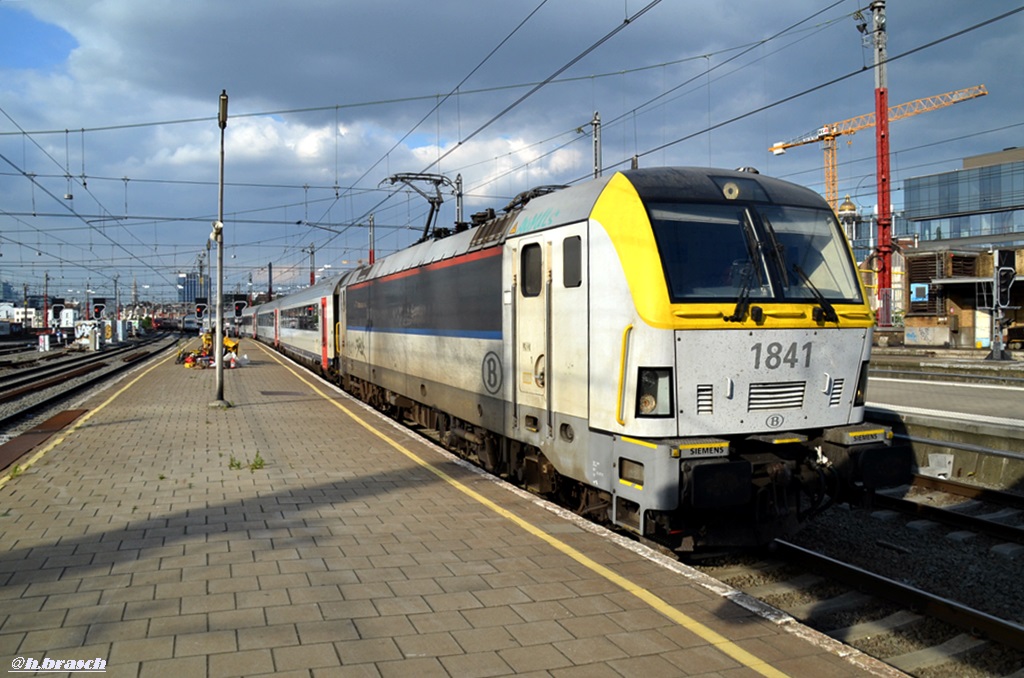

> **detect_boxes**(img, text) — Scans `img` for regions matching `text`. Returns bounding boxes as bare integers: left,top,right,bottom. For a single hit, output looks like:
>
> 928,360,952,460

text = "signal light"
995,250,1016,309
997,268,1015,308
92,303,105,319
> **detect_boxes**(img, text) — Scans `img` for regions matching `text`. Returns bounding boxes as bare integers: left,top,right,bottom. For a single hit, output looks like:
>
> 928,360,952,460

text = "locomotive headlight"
854,360,869,406
636,367,673,417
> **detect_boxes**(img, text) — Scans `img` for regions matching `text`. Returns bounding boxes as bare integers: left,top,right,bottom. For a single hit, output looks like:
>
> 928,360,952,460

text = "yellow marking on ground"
257,342,789,678
0,347,179,491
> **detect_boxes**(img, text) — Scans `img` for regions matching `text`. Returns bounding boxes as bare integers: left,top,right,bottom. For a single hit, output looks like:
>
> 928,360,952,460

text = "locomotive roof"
504,166,826,238
254,166,827,309
619,166,825,207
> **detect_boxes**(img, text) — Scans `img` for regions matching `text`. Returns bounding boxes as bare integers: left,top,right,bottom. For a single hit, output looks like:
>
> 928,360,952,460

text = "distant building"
837,149,1022,347
895,149,1023,349
2,306,40,329
900,147,1024,248
177,272,208,304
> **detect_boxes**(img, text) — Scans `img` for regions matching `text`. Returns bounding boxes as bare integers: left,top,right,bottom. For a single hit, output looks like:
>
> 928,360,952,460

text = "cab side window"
522,243,543,297
563,236,581,288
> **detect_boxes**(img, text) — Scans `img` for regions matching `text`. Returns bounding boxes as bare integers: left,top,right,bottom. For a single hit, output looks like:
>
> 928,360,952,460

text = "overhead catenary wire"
634,5,1024,163
315,0,665,260
0,2,891,228
2,4,1020,295
0,0,854,288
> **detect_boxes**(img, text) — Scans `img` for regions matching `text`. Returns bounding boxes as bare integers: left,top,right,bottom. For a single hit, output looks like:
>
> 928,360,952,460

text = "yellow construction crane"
769,85,987,212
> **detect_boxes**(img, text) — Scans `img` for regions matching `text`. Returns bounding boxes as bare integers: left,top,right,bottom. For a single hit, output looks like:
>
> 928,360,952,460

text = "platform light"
212,89,229,407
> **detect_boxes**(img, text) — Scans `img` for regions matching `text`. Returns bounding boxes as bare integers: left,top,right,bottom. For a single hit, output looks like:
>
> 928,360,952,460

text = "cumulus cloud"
0,0,1020,299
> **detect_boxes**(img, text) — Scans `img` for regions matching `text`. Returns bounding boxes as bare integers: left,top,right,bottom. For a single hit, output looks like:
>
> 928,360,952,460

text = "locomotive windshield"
648,203,862,305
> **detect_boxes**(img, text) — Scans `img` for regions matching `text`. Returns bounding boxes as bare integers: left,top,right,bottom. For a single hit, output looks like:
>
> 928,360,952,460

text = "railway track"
869,366,1024,388
0,335,178,471
871,475,1024,548
697,539,1024,677
778,541,1024,672
693,470,1024,676
260,342,1024,674
393,380,1024,675
0,343,35,359
0,340,158,399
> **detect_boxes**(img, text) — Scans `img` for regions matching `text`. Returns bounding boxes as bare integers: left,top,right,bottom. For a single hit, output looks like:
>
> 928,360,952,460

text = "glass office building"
894,148,1023,348
177,272,207,304
898,149,1024,246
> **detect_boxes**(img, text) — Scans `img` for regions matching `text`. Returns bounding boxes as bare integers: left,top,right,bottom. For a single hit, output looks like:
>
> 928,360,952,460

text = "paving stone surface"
0,338,903,677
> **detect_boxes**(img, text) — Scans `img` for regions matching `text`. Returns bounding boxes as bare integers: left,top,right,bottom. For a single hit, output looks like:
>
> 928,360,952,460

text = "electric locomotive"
253,167,911,552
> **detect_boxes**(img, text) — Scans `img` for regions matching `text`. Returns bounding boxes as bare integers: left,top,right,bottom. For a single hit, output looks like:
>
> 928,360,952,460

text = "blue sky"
0,6,76,69
1,1,1022,304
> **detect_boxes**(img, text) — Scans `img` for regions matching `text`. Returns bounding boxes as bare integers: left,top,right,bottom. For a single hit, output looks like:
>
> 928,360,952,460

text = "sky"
1,0,1022,307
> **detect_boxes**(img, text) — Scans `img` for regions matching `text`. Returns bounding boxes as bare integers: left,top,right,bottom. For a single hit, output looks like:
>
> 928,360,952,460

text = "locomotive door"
515,238,550,424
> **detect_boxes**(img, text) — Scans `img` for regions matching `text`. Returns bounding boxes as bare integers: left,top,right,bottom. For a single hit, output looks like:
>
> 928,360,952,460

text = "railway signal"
195,297,208,320
232,295,248,317
987,249,1017,362
995,250,1016,309
92,298,106,319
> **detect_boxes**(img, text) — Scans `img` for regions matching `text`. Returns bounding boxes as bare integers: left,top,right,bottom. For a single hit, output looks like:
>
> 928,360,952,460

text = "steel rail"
868,367,1024,386
774,539,1024,651
870,491,1024,544
0,338,176,433
912,474,1024,510
0,341,155,391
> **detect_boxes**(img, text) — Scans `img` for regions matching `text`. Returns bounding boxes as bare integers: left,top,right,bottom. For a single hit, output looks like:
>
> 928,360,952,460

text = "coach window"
563,236,581,288
522,243,543,297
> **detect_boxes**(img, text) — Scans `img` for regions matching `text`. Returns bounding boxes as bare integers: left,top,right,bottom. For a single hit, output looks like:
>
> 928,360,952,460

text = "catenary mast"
871,0,893,325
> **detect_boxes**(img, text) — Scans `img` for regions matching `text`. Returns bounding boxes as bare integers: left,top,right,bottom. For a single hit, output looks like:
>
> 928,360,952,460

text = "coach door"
320,296,329,370
515,238,550,429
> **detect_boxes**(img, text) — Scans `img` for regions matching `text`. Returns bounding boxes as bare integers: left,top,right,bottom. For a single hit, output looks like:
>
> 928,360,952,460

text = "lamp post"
212,89,228,407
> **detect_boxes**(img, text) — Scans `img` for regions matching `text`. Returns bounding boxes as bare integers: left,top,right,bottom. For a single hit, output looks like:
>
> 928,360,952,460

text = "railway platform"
0,339,905,678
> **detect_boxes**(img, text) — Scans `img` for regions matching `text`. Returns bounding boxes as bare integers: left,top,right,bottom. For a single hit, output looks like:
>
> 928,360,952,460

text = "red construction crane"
769,85,987,212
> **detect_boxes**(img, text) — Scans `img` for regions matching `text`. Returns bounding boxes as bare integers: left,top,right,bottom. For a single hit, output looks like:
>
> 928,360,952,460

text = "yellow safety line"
0,339,789,678
257,342,789,678
0,347,180,491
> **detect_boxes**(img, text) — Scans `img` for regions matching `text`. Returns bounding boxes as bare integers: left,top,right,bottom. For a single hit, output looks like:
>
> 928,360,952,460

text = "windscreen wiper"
792,264,839,323
725,210,764,323
760,214,789,284
725,264,754,323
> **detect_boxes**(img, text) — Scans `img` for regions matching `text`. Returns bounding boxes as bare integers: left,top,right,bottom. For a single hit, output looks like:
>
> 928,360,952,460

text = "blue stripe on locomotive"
345,246,502,340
